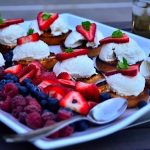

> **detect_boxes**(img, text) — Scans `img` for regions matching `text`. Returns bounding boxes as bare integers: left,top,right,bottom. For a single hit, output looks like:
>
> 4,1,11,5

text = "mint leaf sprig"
117,57,128,69
82,21,91,31
27,28,34,35
0,15,4,25
65,48,73,53
42,12,51,20
112,29,123,38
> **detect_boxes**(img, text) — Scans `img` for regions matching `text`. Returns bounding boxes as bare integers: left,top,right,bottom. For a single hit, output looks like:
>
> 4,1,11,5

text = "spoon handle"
4,115,87,143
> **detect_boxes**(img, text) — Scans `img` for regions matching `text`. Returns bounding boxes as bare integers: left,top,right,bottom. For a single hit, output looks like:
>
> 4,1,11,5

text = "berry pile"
0,61,113,139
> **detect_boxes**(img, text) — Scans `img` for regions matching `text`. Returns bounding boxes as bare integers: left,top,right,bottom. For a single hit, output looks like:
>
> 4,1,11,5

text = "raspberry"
25,112,43,129
0,96,11,112
12,106,24,118
41,111,56,122
2,83,18,97
18,112,27,123
24,104,42,114
44,120,59,138
59,126,74,137
11,95,27,109
0,91,7,101
57,108,74,121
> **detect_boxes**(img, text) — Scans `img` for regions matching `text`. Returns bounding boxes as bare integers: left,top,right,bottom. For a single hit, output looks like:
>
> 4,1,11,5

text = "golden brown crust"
40,30,71,45
0,43,15,53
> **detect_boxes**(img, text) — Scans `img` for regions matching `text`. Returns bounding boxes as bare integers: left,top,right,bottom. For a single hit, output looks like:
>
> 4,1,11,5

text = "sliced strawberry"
88,101,98,110
37,12,59,31
105,64,139,77
19,69,36,83
99,34,129,45
75,82,100,102
4,64,23,75
76,22,96,42
38,79,56,90
57,72,72,80
17,33,39,45
56,49,88,61
59,91,89,115
58,79,76,88
44,85,65,100
0,18,24,29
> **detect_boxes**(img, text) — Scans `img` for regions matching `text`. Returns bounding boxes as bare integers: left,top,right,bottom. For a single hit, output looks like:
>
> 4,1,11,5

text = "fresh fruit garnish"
38,79,56,90
112,29,123,38
37,12,58,31
117,57,128,69
17,33,39,45
58,79,76,88
105,64,139,77
0,18,24,29
59,91,89,115
65,48,73,53
27,28,34,35
88,101,97,110
57,72,72,80
99,33,129,45
56,49,88,61
4,64,23,75
76,21,96,42
75,82,100,102
44,85,65,100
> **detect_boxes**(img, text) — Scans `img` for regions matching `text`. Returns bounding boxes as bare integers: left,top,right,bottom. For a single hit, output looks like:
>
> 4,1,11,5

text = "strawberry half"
99,34,129,45
105,64,139,77
88,101,98,110
58,79,76,88
56,49,88,61
37,12,59,31
57,72,72,80
4,64,23,75
0,18,24,29
76,21,96,42
44,85,65,100
59,91,89,115
75,82,100,102
17,33,39,45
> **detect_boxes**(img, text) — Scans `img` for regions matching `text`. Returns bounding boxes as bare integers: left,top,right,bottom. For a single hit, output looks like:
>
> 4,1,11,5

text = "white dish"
0,13,150,150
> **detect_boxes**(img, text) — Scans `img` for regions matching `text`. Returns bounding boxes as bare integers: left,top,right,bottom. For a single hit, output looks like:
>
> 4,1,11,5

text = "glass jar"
132,0,150,38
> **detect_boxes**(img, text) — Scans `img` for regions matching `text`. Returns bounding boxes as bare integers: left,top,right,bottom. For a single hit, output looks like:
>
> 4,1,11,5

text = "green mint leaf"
117,57,129,69
82,21,91,31
27,28,34,35
0,16,4,25
112,29,123,38
65,48,73,53
42,12,51,20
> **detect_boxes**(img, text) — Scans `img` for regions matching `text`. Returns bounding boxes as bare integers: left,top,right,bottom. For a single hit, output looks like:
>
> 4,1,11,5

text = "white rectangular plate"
0,13,150,150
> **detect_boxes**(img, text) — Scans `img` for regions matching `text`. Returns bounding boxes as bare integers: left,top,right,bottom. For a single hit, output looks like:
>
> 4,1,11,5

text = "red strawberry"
60,91,89,115
17,33,39,45
0,18,24,29
37,12,59,31
56,49,88,61
76,22,96,42
99,34,129,45
88,101,97,110
75,82,100,102
57,72,72,80
58,79,76,88
4,64,23,75
105,64,139,77
44,85,65,100
38,79,56,90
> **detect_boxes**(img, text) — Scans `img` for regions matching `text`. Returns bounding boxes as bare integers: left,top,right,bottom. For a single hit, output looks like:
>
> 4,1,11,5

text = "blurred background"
0,0,132,29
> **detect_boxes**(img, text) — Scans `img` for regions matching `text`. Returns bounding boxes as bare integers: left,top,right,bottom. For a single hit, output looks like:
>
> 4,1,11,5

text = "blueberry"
34,91,48,100
99,92,112,101
40,99,48,108
74,120,89,132
0,79,14,90
4,74,18,82
17,85,29,96
138,101,147,109
22,78,32,85
47,98,60,113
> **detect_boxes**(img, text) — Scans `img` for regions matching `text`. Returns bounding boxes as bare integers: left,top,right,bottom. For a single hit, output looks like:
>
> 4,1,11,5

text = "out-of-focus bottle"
132,0,150,38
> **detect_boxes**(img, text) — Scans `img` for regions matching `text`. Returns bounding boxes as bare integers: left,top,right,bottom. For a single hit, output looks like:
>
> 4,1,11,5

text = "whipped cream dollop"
13,40,50,61
106,73,145,96
140,57,150,79
50,17,69,36
0,53,5,66
99,38,146,64
53,55,96,79
0,24,26,46
64,29,103,49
